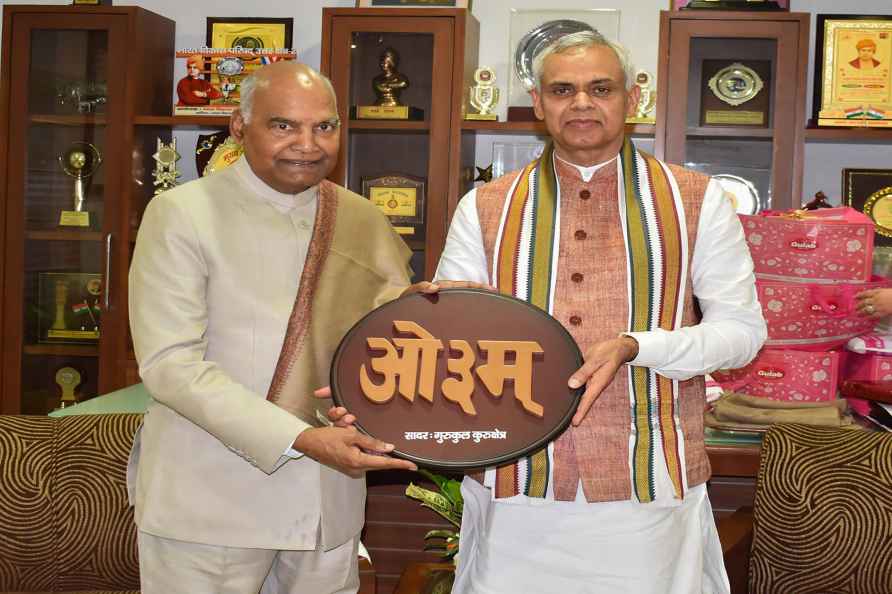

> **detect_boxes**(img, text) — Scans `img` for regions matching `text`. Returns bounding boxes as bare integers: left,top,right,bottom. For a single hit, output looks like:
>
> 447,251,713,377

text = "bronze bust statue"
372,47,409,107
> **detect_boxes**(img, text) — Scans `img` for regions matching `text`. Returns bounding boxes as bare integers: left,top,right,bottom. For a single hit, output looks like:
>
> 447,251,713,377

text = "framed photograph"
206,17,293,50
843,168,892,246
813,15,892,128
37,272,102,343
361,174,426,239
356,0,470,7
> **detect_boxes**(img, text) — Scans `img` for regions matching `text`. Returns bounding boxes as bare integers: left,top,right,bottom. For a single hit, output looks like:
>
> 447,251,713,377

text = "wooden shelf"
805,126,892,142
348,119,430,131
707,444,761,478
23,344,99,357
685,126,773,139
461,120,546,134
30,114,106,125
133,115,229,127
26,230,103,241
460,121,656,136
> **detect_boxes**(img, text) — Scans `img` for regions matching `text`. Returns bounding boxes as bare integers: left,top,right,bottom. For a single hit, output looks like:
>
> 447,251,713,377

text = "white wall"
1,0,888,202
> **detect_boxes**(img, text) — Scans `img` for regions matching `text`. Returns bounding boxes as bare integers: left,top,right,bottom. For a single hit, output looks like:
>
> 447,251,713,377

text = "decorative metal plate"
708,62,764,107
714,173,761,215
216,57,245,77
514,19,594,91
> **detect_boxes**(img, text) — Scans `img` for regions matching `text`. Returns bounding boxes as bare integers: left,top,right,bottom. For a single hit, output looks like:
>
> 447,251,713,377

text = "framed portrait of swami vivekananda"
814,15,892,128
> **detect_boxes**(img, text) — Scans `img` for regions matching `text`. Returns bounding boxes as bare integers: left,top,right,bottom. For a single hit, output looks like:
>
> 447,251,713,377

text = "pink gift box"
713,348,842,402
740,207,874,283
842,351,892,383
757,275,891,350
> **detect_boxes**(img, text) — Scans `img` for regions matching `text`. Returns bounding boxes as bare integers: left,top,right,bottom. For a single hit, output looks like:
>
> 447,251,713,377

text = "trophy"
58,142,102,227
41,273,102,342
354,48,423,120
152,138,181,195
627,70,656,124
465,66,500,121
55,366,83,408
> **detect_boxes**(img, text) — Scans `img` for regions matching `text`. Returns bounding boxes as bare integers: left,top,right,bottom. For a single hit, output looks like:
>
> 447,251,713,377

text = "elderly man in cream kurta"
128,63,422,594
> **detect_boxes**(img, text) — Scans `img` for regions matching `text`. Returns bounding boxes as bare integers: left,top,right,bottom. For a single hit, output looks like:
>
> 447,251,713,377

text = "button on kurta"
571,273,584,283
574,230,587,240
579,189,591,200
569,315,582,326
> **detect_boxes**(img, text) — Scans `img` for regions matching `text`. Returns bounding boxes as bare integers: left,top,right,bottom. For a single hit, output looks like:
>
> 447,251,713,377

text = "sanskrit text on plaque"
359,321,544,417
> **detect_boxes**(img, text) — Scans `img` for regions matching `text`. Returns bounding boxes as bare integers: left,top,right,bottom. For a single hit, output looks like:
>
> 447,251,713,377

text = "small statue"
802,191,834,210
373,48,409,107
634,70,656,120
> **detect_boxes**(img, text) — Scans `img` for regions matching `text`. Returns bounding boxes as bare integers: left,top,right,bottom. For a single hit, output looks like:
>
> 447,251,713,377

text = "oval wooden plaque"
331,289,583,469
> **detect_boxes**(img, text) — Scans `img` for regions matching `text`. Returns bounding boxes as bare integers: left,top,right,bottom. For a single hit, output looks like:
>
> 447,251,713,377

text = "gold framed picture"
361,174,426,238
814,15,892,127
206,17,293,50
843,168,892,246
356,0,471,7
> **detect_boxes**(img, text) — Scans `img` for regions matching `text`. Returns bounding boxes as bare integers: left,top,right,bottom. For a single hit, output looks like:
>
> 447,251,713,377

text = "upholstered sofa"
0,413,142,593
0,410,375,594
719,423,892,594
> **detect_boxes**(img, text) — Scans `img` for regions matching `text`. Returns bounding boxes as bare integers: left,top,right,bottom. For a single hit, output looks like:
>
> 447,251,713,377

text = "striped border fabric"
619,141,687,503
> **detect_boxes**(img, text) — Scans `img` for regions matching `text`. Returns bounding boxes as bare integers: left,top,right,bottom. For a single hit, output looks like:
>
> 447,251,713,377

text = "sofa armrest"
718,506,753,594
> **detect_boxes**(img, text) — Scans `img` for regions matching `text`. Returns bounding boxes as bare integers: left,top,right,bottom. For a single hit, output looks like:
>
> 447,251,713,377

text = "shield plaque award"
331,289,583,469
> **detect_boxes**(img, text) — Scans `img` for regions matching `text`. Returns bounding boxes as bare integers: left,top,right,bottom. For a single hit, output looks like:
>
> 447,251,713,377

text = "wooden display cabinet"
322,7,479,281
0,5,174,414
654,10,810,211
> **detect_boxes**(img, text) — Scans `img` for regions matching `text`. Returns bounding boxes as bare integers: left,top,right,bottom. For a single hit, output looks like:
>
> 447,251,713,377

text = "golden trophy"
465,66,500,121
627,70,656,124
152,138,181,195
55,366,82,409
355,47,422,120
58,141,102,227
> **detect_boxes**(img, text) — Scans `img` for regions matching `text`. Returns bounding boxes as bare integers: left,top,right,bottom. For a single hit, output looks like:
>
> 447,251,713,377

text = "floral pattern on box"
740,207,874,283
842,351,892,383
757,276,890,350
712,348,842,402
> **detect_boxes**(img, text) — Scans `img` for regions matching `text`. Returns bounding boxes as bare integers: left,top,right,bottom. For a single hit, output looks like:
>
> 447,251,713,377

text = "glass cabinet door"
655,13,809,212
327,15,454,281
4,14,125,413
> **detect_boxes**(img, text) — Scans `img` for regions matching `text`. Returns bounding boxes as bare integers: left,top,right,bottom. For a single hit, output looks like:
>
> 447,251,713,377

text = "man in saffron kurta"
129,63,421,594
435,32,766,593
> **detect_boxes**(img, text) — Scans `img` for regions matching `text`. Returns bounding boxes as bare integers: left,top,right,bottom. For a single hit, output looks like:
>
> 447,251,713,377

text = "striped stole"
490,138,688,502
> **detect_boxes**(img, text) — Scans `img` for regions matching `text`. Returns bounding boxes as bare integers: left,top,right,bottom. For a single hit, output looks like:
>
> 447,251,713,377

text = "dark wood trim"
805,126,892,142
134,115,228,126
707,444,762,477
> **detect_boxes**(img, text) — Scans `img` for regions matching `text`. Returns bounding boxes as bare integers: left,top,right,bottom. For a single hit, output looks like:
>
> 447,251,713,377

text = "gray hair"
531,30,636,92
238,64,338,123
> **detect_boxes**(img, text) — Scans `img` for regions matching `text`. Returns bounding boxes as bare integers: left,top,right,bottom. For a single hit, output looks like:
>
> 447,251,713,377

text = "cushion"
750,424,892,594
0,414,142,592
